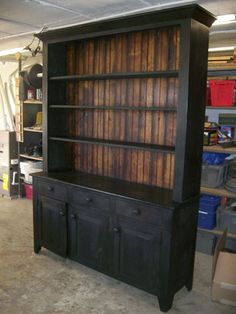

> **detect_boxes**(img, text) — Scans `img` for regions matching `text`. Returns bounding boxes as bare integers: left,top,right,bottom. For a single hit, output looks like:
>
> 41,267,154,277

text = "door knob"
86,197,92,202
59,211,65,216
70,214,76,219
47,186,54,192
113,227,120,233
132,208,140,215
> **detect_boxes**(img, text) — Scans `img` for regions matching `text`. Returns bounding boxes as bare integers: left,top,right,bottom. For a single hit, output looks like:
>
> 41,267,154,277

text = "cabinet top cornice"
35,4,215,43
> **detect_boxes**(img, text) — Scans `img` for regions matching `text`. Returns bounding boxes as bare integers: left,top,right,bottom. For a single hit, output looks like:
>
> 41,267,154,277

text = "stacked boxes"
198,194,221,230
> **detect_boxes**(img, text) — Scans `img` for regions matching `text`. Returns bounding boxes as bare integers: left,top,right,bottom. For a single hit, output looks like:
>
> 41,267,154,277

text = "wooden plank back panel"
67,26,180,75
66,26,180,189
71,79,178,146
74,143,175,189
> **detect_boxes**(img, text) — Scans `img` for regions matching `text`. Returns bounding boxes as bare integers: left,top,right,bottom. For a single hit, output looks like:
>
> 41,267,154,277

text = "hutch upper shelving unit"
33,4,215,312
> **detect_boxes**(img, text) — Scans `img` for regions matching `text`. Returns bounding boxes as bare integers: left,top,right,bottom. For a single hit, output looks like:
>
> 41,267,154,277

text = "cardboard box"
212,230,236,306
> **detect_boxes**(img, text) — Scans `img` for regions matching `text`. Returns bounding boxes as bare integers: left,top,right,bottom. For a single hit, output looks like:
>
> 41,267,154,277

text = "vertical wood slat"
66,26,179,189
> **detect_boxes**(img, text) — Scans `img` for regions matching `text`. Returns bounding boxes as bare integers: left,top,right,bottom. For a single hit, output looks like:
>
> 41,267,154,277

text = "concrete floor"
0,198,235,314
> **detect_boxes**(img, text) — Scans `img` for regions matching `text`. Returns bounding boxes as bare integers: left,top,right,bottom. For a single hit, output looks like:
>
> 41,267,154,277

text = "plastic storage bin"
201,163,228,188
198,194,221,230
23,183,33,200
199,194,221,212
198,210,216,229
209,80,235,107
196,229,217,254
217,205,236,233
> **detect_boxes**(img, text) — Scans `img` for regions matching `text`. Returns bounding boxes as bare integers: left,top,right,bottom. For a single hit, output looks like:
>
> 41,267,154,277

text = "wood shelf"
19,154,43,161
205,106,236,110
203,145,236,154
207,68,236,77
49,70,179,81
50,105,177,111
23,127,42,133
49,136,175,153
33,171,174,207
198,227,236,239
201,186,236,198
23,100,42,104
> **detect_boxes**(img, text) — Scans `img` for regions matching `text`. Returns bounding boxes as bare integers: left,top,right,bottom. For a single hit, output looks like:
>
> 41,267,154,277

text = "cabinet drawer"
69,188,110,211
116,199,161,225
37,179,67,201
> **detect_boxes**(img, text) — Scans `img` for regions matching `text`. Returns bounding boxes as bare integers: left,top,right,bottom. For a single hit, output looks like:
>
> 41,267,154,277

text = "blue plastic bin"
198,194,220,230
199,194,221,213
198,210,216,230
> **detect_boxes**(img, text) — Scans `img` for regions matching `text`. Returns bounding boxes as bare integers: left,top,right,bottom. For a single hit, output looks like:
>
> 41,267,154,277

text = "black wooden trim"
42,43,48,172
36,4,215,43
49,136,175,153
47,43,68,171
50,105,177,111
49,71,178,81
173,19,210,202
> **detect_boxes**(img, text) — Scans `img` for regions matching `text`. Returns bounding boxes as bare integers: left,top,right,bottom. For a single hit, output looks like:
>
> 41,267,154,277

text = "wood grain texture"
66,26,180,189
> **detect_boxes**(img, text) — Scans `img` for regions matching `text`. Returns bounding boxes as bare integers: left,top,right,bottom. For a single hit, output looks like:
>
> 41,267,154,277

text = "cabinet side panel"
47,43,71,170
174,20,209,201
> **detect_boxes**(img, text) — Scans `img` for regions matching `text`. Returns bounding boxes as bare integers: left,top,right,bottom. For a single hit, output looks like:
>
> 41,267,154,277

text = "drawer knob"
47,186,54,192
70,214,76,219
113,227,120,233
59,211,65,216
86,197,92,202
132,208,141,215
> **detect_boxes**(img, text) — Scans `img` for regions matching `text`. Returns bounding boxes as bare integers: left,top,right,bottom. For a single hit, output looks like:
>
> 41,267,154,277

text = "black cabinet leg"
185,278,193,291
158,294,174,312
34,244,41,254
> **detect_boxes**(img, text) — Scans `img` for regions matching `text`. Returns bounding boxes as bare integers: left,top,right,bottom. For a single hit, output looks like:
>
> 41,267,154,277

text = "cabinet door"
39,196,67,257
115,217,160,293
68,205,111,272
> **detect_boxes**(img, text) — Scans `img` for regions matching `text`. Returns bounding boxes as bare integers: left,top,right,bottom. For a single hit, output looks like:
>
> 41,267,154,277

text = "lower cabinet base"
32,175,198,312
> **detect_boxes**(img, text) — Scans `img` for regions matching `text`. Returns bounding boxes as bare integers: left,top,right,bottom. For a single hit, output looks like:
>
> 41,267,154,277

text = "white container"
20,161,43,183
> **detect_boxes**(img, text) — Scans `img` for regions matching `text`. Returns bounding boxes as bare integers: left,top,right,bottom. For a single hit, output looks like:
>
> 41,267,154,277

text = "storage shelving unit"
18,97,43,196
199,66,236,246
201,186,235,198
19,153,43,161
32,4,214,312
198,227,236,240
203,145,236,154
18,98,43,159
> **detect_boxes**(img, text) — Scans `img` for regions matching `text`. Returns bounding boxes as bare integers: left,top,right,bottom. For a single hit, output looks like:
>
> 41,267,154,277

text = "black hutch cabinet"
32,4,215,312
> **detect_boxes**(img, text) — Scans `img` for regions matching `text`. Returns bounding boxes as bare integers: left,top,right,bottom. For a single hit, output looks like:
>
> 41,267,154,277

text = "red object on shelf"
209,80,235,107
206,81,211,106
23,183,33,200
